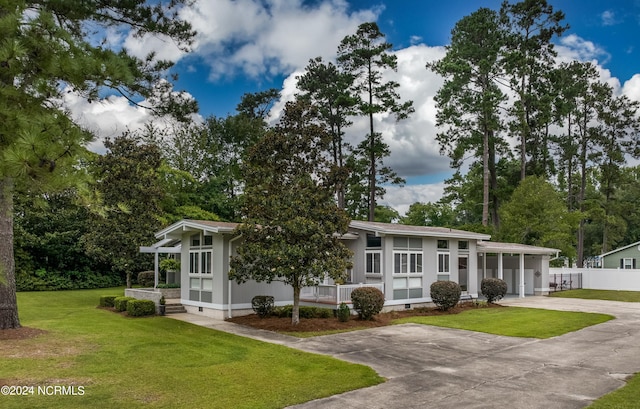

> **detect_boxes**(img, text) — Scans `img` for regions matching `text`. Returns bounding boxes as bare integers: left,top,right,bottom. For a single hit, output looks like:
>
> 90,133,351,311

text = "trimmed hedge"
351,287,385,320
99,295,118,308
137,271,155,287
430,281,461,311
127,299,156,317
252,295,275,318
114,296,135,312
481,278,508,303
272,305,333,319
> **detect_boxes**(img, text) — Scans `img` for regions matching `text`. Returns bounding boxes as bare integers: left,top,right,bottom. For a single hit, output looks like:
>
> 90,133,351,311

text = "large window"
393,237,423,275
365,251,381,274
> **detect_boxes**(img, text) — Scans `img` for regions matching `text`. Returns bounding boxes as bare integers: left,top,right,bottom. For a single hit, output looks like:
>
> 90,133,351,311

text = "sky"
66,0,640,216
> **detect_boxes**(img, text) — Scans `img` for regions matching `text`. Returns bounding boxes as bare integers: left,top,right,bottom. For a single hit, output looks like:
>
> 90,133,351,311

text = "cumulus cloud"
622,74,640,102
381,183,447,216
175,0,381,80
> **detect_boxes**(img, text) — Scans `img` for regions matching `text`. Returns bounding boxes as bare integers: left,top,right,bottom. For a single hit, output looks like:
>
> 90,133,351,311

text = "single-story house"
597,241,640,269
138,219,559,319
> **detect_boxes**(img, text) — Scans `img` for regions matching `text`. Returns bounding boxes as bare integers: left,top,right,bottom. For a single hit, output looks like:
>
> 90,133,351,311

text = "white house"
139,219,559,319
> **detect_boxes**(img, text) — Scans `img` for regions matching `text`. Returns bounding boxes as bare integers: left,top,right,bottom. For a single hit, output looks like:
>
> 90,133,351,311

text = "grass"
549,289,640,302
588,373,640,408
1,288,383,409
394,306,613,338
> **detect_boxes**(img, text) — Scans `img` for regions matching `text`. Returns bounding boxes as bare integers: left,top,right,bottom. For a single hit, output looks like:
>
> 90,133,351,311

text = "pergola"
139,238,181,288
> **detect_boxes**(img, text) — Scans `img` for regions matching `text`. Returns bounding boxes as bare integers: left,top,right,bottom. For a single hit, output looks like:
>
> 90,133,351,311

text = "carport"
477,241,560,297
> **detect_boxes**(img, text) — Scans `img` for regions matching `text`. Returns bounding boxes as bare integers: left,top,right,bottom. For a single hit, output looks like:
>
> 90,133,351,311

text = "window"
437,239,449,249
366,234,382,248
393,252,422,274
622,258,636,269
437,252,450,281
393,277,422,300
189,233,213,276
365,251,381,274
458,241,469,250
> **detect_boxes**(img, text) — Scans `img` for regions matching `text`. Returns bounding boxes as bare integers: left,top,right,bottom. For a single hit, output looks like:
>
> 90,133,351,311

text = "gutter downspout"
228,234,243,319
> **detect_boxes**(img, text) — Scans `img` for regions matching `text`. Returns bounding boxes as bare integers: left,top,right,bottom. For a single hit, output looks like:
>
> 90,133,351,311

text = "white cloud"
381,183,446,216
176,0,381,80
622,74,640,103
601,10,617,26
556,34,610,64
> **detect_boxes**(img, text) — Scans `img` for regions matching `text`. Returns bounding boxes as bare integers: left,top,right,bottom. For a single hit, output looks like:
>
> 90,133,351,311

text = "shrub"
114,296,135,312
271,305,333,319
251,295,275,318
99,295,118,308
430,281,461,311
127,299,156,317
350,287,385,320
137,271,155,287
481,278,508,303
337,302,350,322
16,269,123,291
156,283,180,288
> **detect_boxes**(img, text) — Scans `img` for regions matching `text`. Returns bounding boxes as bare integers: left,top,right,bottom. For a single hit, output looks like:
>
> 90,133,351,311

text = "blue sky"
67,0,640,215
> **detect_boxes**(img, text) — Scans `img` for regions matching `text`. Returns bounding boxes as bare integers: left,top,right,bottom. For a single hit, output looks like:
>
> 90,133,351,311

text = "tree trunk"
0,177,20,330
291,285,300,325
482,128,489,226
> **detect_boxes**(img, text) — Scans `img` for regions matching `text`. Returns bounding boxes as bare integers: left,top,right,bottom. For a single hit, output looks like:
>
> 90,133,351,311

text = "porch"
300,283,385,306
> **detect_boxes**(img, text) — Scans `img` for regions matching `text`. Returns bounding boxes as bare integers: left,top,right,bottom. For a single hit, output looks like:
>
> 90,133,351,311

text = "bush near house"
481,278,508,303
337,302,350,322
114,296,135,312
430,281,461,311
137,271,155,287
99,295,118,307
127,299,156,317
272,305,333,319
251,295,275,318
351,287,385,320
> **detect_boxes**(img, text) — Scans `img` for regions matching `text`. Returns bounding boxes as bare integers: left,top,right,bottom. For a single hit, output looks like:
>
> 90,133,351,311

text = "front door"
458,256,469,292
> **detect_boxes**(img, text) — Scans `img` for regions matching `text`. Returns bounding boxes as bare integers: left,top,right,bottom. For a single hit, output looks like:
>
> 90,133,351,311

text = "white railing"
301,283,385,305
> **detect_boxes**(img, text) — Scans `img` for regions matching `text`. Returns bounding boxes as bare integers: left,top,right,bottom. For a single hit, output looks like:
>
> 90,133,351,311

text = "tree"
498,176,578,259
297,57,355,209
338,22,413,221
230,100,352,325
83,134,165,288
500,0,567,180
401,202,457,227
427,8,508,228
0,1,194,329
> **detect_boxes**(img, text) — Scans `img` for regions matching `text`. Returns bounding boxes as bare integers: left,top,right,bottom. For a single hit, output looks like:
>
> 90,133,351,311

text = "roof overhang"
155,219,239,240
349,220,491,241
477,241,560,256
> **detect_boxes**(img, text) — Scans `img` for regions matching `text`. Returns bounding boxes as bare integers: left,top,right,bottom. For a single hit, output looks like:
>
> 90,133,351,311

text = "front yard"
0,288,382,409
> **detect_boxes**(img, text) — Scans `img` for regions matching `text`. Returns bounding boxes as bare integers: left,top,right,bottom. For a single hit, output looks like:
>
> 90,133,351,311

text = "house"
597,241,640,269
135,219,559,319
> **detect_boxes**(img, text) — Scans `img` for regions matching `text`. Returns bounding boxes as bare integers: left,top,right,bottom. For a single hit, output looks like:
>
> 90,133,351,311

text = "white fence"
550,268,640,291
301,283,385,305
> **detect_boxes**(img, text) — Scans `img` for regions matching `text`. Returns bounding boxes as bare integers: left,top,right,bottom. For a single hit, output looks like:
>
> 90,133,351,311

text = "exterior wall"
602,246,640,269
477,254,550,296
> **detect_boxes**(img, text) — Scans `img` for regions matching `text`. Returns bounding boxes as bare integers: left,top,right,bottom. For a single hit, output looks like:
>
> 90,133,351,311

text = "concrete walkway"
170,297,640,409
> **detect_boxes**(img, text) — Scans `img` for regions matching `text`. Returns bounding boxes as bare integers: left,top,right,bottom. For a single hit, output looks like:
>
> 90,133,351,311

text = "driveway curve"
285,297,640,409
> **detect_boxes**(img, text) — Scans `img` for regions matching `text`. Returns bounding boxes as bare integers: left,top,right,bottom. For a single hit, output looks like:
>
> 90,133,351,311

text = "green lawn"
394,306,613,338
549,289,640,302
1,288,382,409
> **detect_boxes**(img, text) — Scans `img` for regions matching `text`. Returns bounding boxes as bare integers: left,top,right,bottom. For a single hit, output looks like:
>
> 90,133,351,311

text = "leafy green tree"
401,202,457,227
230,99,352,325
500,0,567,179
0,0,194,329
82,134,164,288
427,8,508,228
297,57,355,209
498,176,578,259
338,22,413,221
374,205,400,223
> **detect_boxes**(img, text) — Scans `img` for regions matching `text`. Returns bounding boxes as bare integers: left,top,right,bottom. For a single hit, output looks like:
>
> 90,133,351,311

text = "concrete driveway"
172,297,640,408
284,297,640,409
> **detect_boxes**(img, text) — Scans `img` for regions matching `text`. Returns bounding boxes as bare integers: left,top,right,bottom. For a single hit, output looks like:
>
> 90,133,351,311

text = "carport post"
498,253,503,280
519,253,525,298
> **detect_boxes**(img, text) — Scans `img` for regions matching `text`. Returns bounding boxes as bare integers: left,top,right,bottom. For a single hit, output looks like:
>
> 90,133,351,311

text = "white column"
498,252,503,280
519,253,525,298
154,251,159,289
482,252,487,278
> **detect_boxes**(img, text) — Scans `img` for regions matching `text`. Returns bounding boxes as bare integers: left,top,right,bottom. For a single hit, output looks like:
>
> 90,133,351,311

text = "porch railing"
301,283,385,305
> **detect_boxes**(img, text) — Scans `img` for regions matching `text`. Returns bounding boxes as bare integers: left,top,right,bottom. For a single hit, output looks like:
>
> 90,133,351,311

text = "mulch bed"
228,302,504,333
